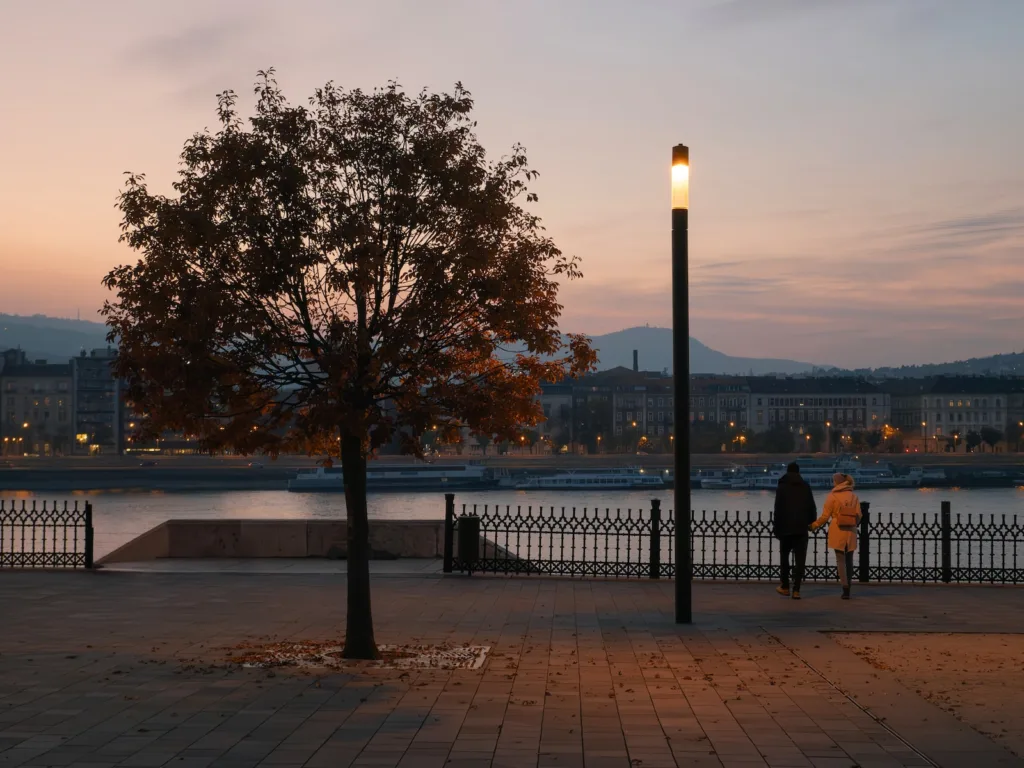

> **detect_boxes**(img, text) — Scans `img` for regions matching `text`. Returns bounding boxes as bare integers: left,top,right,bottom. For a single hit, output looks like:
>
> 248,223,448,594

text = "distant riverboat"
696,457,925,491
287,463,493,492
514,467,664,491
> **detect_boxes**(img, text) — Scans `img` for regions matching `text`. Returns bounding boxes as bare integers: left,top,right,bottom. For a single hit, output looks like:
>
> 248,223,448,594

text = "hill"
0,314,110,363
0,315,818,375
586,326,819,375
1,314,1020,377
835,353,1024,378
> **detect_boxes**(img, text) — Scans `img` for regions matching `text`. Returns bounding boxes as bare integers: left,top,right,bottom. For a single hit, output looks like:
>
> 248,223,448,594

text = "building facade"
746,377,889,435
689,377,750,429
71,348,122,455
0,350,74,456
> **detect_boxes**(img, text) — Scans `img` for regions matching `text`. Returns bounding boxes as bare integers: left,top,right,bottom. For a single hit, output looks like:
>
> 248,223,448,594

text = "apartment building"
71,348,122,455
746,377,888,434
0,350,74,456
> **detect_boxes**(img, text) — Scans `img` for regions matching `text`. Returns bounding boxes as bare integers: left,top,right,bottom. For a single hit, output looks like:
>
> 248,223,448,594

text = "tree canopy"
103,72,595,657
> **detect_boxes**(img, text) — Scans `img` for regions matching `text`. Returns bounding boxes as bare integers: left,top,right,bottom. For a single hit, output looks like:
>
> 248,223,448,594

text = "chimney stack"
633,349,639,372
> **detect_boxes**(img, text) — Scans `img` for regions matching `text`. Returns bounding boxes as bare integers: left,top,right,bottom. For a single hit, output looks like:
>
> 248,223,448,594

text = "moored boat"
287,462,493,492
515,467,664,491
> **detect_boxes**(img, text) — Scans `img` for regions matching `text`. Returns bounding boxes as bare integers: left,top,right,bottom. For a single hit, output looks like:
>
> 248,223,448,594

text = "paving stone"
2,575,1024,767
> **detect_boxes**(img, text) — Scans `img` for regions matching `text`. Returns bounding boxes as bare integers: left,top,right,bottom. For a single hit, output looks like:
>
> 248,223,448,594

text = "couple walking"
772,462,862,599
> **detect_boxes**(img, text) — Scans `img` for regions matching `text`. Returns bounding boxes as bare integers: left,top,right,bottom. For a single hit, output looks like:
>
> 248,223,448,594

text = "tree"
102,73,595,659
949,429,962,453
750,425,794,454
690,421,728,453
864,429,883,452
849,430,866,451
980,426,1002,451
965,431,983,453
575,398,611,454
829,429,841,451
421,427,439,452
805,424,825,453
1006,422,1023,452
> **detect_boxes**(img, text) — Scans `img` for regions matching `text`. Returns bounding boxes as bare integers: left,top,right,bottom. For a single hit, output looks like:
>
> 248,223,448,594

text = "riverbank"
4,451,1022,469
1,452,1022,492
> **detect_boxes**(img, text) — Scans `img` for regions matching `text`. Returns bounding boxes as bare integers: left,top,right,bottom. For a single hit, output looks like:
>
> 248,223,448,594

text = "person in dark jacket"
772,462,817,599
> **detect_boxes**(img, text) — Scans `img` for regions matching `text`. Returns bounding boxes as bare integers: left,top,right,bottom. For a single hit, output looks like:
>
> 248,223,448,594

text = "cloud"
902,209,1024,244
121,20,253,72
697,0,886,27
694,260,746,271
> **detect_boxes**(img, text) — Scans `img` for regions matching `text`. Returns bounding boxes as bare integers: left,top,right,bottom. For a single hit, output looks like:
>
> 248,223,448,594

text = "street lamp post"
671,144,691,624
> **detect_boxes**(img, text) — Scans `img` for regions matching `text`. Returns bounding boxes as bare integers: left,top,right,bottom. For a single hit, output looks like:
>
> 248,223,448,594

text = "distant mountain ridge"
834,354,1024,378
1,314,1020,377
0,315,817,375
583,326,819,375
0,314,110,363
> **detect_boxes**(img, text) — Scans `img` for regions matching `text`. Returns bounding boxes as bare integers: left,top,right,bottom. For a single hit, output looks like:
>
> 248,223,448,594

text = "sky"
1,0,1023,369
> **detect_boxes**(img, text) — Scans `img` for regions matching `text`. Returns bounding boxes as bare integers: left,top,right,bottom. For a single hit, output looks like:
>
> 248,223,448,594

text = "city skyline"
2,0,1023,369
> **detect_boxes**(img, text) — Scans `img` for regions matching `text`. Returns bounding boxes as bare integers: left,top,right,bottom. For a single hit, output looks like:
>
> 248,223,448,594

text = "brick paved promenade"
2,566,1023,768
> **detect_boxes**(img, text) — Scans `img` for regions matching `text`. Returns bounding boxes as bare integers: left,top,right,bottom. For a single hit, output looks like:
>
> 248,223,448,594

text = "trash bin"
457,515,480,575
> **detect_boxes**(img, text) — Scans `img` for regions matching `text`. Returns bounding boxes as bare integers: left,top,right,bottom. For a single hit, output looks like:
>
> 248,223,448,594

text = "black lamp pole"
671,144,692,624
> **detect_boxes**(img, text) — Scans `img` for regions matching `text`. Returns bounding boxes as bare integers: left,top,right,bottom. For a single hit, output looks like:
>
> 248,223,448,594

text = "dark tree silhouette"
750,425,794,454
980,426,1002,451
102,72,595,659
805,424,825,452
965,431,983,453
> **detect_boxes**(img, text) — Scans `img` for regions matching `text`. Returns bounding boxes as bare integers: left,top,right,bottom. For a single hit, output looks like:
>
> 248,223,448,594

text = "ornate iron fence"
443,495,1024,584
0,500,94,569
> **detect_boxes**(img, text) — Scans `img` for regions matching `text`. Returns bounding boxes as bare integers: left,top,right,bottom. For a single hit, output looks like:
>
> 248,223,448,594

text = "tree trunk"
341,432,379,659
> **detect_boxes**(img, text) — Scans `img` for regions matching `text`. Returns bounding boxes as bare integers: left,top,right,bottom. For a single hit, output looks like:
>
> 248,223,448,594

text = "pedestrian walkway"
1,572,1021,767
98,558,444,576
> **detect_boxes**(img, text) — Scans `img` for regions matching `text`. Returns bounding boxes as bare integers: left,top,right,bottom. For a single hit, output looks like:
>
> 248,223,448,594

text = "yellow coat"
812,480,861,552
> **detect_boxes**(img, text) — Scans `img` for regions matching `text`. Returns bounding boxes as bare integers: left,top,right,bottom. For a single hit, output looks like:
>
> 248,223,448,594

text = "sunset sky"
1,0,1023,368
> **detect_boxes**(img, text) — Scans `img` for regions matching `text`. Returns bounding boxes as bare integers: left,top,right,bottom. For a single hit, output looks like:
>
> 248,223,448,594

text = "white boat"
910,466,946,484
692,466,749,489
697,465,752,490
747,457,921,491
515,467,664,491
287,462,492,492
852,463,918,488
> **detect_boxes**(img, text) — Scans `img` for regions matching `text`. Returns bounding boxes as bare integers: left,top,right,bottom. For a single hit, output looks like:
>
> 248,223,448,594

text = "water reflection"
4,487,1022,560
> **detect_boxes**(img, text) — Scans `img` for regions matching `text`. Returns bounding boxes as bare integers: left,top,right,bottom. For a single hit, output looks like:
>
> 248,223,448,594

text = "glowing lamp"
671,145,689,210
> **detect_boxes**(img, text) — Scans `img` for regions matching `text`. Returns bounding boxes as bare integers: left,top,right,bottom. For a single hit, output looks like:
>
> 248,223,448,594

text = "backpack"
836,495,860,531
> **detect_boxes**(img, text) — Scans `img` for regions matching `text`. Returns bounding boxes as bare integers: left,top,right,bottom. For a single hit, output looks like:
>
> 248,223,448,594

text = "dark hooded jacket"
772,469,817,538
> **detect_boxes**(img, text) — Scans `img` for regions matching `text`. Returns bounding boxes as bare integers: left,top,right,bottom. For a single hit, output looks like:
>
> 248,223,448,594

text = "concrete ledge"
97,519,445,565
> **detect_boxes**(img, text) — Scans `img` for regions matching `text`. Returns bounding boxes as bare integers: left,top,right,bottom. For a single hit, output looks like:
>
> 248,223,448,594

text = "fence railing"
443,495,1024,584
0,500,94,569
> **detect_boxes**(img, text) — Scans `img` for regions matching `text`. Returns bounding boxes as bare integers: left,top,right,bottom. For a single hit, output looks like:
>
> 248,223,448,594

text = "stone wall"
97,519,446,565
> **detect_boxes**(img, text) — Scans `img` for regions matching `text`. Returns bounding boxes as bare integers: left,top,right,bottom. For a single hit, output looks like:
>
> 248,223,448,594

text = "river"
5,486,1021,560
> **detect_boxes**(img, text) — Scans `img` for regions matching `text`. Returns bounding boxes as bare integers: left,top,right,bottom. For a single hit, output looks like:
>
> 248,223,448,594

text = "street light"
671,143,691,624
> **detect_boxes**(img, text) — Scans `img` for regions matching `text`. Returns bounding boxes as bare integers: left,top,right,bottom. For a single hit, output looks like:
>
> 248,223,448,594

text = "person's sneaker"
841,587,851,600
776,586,790,597
791,590,801,600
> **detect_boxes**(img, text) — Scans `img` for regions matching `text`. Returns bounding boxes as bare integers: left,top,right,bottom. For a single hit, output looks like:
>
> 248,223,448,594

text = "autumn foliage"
103,71,595,658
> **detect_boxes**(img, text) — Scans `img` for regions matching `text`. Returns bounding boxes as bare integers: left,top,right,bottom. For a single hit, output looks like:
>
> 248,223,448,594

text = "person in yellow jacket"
810,473,862,599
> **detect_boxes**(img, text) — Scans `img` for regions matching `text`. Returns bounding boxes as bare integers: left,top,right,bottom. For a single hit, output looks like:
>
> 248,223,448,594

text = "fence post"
84,501,94,570
649,499,661,580
858,501,870,583
443,493,455,573
941,500,952,583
